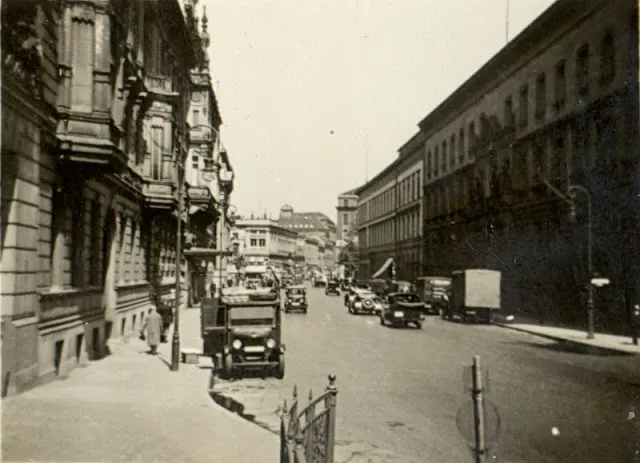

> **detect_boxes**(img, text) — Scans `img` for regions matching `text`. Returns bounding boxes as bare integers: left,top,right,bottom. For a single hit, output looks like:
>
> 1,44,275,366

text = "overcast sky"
200,0,556,221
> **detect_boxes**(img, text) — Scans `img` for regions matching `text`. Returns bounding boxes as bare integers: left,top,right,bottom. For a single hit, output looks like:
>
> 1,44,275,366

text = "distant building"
232,218,298,270
336,187,361,242
278,205,336,241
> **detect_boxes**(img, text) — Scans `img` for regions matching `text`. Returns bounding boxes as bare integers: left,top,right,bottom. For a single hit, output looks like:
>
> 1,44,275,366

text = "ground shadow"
208,389,256,422
508,340,633,357
156,354,172,369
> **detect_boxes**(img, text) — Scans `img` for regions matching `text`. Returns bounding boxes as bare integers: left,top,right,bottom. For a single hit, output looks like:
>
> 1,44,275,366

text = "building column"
102,208,120,328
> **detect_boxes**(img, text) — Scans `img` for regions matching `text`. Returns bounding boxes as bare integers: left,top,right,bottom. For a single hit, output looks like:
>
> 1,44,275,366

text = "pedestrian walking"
140,307,163,355
632,304,640,346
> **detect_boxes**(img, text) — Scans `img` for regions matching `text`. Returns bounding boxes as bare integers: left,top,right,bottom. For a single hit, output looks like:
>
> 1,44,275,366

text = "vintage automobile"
313,275,327,287
284,285,308,313
349,290,384,315
416,276,452,315
325,279,340,296
379,292,425,329
201,287,284,379
344,282,372,307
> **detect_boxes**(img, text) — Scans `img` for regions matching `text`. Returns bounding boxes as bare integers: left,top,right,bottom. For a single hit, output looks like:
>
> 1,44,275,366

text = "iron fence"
280,374,338,463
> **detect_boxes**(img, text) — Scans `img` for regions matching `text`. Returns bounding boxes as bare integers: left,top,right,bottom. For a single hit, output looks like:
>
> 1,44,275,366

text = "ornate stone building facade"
1,0,216,395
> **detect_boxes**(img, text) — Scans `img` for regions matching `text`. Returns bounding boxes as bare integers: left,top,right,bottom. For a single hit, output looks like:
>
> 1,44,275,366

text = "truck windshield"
229,306,274,326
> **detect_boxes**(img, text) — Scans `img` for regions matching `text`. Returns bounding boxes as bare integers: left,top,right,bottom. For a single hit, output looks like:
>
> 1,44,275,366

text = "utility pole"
171,146,183,372
505,0,510,44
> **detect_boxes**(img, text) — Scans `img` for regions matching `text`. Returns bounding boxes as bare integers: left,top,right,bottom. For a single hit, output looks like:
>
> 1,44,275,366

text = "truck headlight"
266,338,276,349
232,339,243,350
393,311,404,318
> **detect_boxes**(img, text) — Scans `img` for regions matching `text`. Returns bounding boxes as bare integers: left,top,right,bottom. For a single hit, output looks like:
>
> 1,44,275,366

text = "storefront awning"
189,205,209,215
371,257,394,279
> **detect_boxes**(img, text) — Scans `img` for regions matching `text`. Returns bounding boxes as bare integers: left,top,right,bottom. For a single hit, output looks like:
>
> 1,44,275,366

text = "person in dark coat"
141,307,163,355
632,304,640,346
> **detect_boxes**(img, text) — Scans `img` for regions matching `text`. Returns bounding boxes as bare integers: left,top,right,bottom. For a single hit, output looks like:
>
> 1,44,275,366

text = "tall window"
504,96,515,128
468,122,476,158
576,44,590,96
434,146,440,175
554,60,566,111
450,135,456,168
458,128,465,164
600,30,615,86
441,140,447,172
535,73,546,120
89,200,101,285
70,192,86,287
71,19,94,112
151,124,164,180
519,84,529,128
193,109,200,126
426,150,432,178
343,212,349,226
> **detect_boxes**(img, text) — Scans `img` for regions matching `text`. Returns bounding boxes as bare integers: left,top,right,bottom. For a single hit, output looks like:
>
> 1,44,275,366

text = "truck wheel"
222,353,233,379
275,353,285,379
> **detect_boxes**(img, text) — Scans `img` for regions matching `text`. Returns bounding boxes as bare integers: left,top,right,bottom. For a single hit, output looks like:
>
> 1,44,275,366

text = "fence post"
280,399,289,463
325,374,338,463
295,417,307,463
305,388,315,460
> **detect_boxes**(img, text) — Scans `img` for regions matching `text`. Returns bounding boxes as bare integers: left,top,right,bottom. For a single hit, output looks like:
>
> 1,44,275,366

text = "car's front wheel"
415,321,422,329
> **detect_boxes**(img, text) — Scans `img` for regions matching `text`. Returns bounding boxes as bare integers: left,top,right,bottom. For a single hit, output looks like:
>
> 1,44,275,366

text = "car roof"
388,292,419,297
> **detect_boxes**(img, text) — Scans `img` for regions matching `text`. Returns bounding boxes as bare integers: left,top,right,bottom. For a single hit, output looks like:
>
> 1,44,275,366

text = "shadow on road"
510,340,634,357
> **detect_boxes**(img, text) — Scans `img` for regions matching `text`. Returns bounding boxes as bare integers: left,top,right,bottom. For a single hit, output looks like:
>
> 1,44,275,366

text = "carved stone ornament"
1,0,43,96
118,170,142,191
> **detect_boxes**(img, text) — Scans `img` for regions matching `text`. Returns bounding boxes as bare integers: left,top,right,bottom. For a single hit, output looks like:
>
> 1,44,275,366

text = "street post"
471,356,486,463
540,177,597,340
171,143,184,372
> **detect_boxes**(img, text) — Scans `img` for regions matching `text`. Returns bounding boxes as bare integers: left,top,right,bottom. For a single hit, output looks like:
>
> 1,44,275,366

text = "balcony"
143,180,176,210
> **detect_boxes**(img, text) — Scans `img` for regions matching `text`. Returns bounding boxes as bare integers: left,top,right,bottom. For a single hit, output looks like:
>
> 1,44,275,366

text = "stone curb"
494,322,639,356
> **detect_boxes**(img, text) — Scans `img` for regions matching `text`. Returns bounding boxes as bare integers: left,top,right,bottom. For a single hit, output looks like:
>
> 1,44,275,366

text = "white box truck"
445,269,501,323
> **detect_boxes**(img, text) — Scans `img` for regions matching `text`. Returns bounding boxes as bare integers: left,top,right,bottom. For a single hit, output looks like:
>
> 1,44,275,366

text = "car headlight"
266,338,276,349
232,339,243,350
355,302,362,307
393,311,404,317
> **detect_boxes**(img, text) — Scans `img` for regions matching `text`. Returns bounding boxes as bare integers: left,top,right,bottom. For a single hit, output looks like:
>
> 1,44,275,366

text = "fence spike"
283,399,288,414
328,374,337,389
309,388,313,402
293,384,298,400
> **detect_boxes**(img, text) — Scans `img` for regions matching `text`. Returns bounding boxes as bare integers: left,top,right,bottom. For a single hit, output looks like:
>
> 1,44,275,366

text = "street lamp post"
541,177,596,339
171,144,185,372
568,185,595,339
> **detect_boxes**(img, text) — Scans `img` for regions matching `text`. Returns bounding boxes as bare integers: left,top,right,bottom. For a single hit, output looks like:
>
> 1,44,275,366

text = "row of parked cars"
339,282,426,329
335,269,502,326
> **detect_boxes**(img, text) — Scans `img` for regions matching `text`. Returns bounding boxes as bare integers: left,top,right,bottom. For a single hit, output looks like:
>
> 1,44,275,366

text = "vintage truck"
444,269,501,324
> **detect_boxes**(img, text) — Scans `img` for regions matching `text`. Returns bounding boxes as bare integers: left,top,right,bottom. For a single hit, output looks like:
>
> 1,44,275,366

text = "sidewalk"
2,307,279,463
495,318,640,355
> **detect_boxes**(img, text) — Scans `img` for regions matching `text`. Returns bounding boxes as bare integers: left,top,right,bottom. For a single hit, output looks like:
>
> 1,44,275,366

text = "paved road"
213,284,640,463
